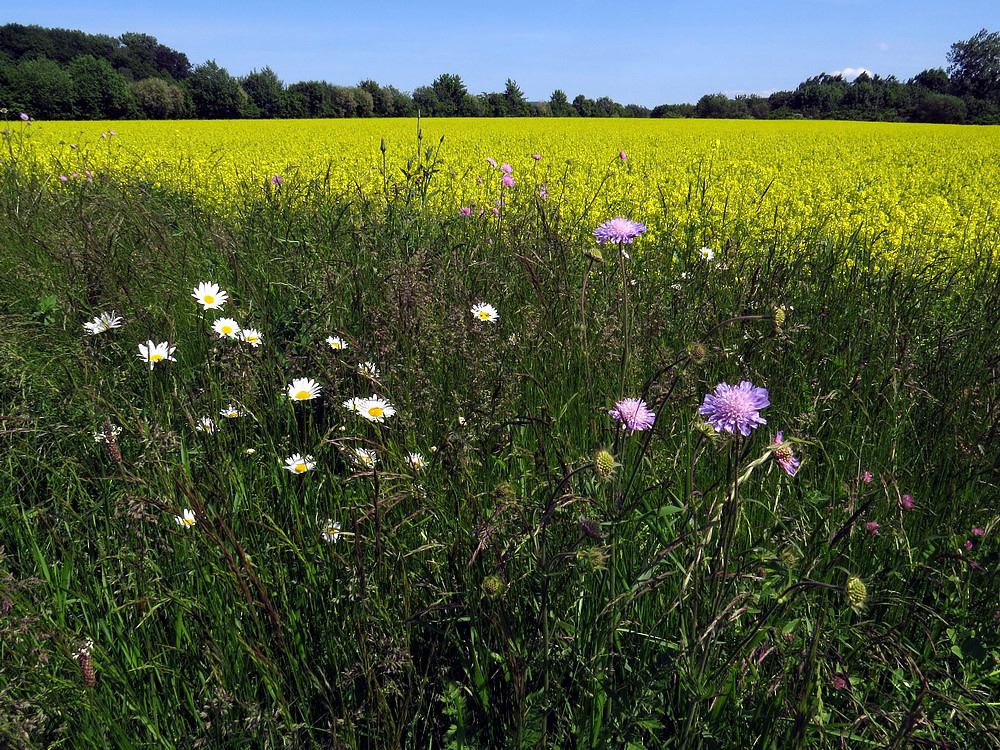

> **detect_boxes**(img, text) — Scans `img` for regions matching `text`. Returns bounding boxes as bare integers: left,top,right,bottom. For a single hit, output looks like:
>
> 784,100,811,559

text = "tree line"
2,23,999,123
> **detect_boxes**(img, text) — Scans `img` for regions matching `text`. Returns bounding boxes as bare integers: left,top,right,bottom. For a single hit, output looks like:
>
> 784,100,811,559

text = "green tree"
12,57,75,118
242,67,284,118
549,89,575,117
186,60,246,118
412,85,441,116
129,77,191,118
910,68,950,94
430,73,468,115
68,55,137,119
503,78,529,115
948,28,1000,102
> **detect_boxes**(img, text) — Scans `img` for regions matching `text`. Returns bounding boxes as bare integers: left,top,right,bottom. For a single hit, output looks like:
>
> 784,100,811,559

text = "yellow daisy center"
295,463,307,472
204,295,214,303
479,311,490,319
150,354,163,361
221,326,232,334
182,518,195,525
330,342,340,348
368,407,383,417
246,336,257,342
296,390,311,400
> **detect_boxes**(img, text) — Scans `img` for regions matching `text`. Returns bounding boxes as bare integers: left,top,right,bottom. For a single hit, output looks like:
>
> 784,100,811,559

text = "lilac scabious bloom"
500,163,513,174
699,381,769,436
619,150,627,161
531,154,542,160
486,157,497,168
770,431,800,476
609,398,656,432
501,174,515,187
593,217,647,245
865,521,879,535
459,206,472,216
271,175,283,185
900,494,915,510
861,471,873,484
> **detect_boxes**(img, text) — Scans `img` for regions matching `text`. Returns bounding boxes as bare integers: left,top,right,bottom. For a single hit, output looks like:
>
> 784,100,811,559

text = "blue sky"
5,1,996,106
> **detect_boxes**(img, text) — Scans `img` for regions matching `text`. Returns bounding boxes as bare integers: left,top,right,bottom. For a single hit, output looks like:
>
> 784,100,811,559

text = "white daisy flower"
407,452,426,470
192,282,228,310
245,448,256,455
326,336,348,350
93,424,122,443
342,397,365,415
175,509,197,527
471,303,499,323
240,327,262,347
83,311,122,335
137,340,176,370
212,318,241,339
358,361,380,379
194,416,216,434
321,519,341,543
283,453,315,474
699,247,715,261
220,404,244,419
359,396,395,423
287,377,321,402
351,447,378,469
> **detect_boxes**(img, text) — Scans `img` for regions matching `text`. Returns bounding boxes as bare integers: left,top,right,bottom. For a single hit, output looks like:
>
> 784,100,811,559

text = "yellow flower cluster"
19,118,1000,262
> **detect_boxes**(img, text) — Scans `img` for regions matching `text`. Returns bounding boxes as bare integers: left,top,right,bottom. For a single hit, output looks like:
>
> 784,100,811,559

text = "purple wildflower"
831,676,847,691
972,527,985,536
476,176,483,184
459,206,472,216
900,494,914,510
19,113,29,121
500,163,513,174
486,157,497,168
271,175,283,185
865,521,879,535
531,154,542,160
964,540,974,550
698,381,769,436
538,184,549,199
58,175,68,182
593,217,647,245
861,471,873,483
770,431,800,476
609,398,656,433
502,174,515,187
619,150,627,161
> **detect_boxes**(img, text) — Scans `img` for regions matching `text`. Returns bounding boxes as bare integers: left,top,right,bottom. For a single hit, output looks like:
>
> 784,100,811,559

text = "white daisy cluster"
83,311,122,335
343,395,396,423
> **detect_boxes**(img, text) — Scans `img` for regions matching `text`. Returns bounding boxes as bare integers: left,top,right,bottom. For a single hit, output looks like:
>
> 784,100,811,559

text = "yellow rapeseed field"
12,117,1000,260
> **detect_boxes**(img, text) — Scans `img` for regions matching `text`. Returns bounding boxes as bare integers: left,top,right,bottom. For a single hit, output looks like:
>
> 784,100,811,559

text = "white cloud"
830,67,873,80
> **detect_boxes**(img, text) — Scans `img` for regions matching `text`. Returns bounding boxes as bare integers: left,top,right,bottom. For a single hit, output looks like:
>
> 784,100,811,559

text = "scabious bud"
584,248,605,263
773,305,787,329
578,517,604,540
693,419,719,442
577,546,608,572
594,449,616,479
846,575,867,612
76,639,95,687
687,342,708,365
780,547,798,569
482,574,505,599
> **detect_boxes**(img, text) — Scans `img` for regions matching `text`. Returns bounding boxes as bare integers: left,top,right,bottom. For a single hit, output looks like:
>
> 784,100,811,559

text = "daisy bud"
594,449,616,479
846,575,867,612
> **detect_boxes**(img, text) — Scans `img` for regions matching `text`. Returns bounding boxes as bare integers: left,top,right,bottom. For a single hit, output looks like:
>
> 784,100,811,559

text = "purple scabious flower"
900,494,915,510
501,174,515,187
609,398,656,432
699,381,769,436
770,431,800,476
593,217,647,245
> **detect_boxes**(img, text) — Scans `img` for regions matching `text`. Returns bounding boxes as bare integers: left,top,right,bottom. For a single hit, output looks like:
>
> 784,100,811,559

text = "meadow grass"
0,124,998,749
